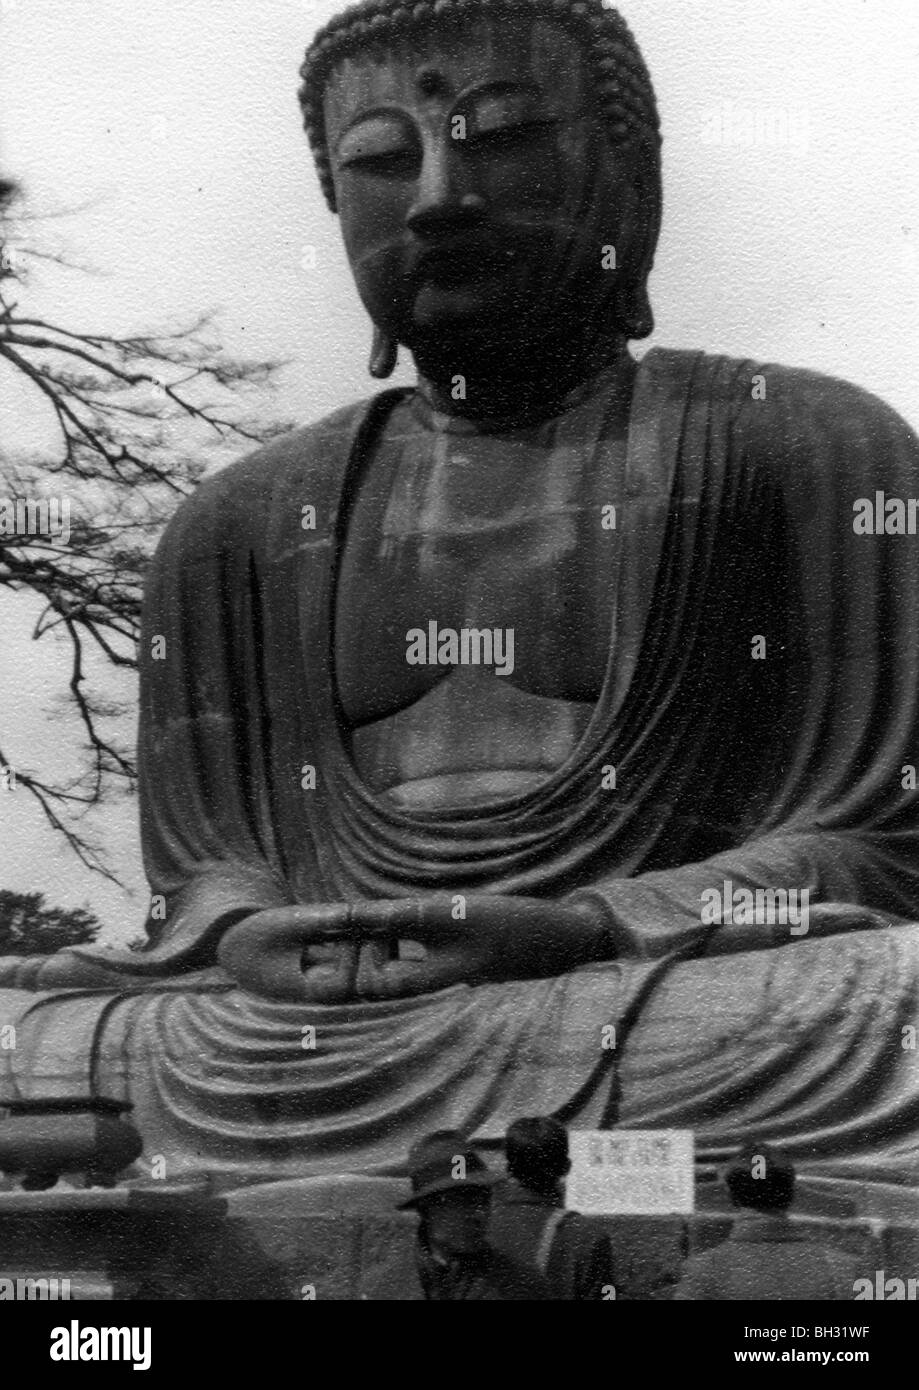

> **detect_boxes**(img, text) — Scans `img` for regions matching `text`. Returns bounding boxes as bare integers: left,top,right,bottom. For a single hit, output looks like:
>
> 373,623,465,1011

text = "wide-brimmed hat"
398,1131,498,1210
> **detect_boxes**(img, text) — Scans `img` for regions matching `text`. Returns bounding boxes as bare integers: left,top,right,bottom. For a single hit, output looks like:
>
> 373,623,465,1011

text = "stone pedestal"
0,1182,282,1300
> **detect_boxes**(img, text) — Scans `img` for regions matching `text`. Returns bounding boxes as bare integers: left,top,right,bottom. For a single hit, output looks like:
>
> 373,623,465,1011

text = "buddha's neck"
413,329,635,430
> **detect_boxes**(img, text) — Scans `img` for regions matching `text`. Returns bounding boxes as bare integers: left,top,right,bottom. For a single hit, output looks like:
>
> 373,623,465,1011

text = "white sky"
1,0,917,944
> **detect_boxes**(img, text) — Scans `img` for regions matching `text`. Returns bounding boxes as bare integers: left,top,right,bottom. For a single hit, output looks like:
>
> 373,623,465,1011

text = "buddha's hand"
217,896,611,1002
218,904,359,1003
348,895,612,1000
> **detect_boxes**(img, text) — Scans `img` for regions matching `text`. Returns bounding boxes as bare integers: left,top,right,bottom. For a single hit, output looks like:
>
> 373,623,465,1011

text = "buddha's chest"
333,420,626,803
336,426,624,716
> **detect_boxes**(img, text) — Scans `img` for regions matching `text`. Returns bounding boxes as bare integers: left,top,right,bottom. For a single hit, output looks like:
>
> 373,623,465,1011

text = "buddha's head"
299,0,661,398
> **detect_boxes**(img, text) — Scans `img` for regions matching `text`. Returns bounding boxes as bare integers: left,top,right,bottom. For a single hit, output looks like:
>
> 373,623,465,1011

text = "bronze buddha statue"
1,0,916,1207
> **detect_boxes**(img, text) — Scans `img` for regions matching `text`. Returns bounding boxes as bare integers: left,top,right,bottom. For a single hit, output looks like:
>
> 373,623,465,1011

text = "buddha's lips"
410,238,518,288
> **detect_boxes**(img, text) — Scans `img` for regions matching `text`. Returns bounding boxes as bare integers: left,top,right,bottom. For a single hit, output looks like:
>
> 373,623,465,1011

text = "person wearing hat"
673,1142,861,1300
400,1131,552,1300
488,1117,615,1300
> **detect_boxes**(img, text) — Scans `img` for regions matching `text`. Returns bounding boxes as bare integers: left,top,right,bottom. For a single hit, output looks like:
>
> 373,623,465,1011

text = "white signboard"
567,1129,695,1215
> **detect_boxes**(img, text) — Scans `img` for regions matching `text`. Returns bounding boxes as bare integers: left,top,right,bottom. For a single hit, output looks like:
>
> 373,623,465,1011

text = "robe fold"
2,347,917,1192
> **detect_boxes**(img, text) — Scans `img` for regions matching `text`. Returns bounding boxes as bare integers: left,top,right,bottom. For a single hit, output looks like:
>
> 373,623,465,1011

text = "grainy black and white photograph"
0,0,917,1347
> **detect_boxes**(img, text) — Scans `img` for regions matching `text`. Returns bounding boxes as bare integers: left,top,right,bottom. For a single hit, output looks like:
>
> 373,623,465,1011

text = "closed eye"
338,149,419,179
464,120,561,151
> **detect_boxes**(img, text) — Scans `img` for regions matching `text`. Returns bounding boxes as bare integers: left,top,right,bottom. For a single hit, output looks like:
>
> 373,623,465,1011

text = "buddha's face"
323,16,646,376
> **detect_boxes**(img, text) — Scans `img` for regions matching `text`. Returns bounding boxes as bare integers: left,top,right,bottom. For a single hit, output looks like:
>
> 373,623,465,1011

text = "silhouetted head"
505,1115,571,1197
725,1141,796,1213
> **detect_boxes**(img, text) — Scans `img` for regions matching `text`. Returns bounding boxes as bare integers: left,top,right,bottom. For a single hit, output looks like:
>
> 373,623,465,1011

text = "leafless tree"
0,189,290,881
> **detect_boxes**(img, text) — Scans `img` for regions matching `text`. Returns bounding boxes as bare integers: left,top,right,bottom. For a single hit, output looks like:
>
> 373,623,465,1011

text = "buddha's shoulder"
718,351,910,444
650,348,919,486
650,347,909,429
147,395,396,564
183,395,384,520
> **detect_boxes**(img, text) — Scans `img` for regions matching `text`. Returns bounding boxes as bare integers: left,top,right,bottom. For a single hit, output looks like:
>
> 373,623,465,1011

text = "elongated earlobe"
369,325,398,379
616,169,659,341
617,281,654,340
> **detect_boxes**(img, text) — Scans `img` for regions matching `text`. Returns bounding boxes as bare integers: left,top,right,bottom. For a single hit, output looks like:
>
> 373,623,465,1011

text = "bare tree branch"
1,192,292,879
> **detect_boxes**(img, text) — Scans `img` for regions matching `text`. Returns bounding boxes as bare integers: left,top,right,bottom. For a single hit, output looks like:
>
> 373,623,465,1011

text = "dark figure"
488,1117,614,1299
673,1143,861,1301
400,1131,550,1300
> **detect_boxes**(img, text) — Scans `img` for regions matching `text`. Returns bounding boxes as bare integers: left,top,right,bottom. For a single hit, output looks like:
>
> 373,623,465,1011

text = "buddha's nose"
406,141,485,237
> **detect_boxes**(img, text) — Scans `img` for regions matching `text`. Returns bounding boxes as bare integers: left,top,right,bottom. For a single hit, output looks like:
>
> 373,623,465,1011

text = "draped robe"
2,347,918,1197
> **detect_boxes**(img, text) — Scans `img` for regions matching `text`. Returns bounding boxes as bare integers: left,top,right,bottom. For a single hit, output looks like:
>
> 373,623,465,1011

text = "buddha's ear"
369,323,398,379
617,155,660,340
